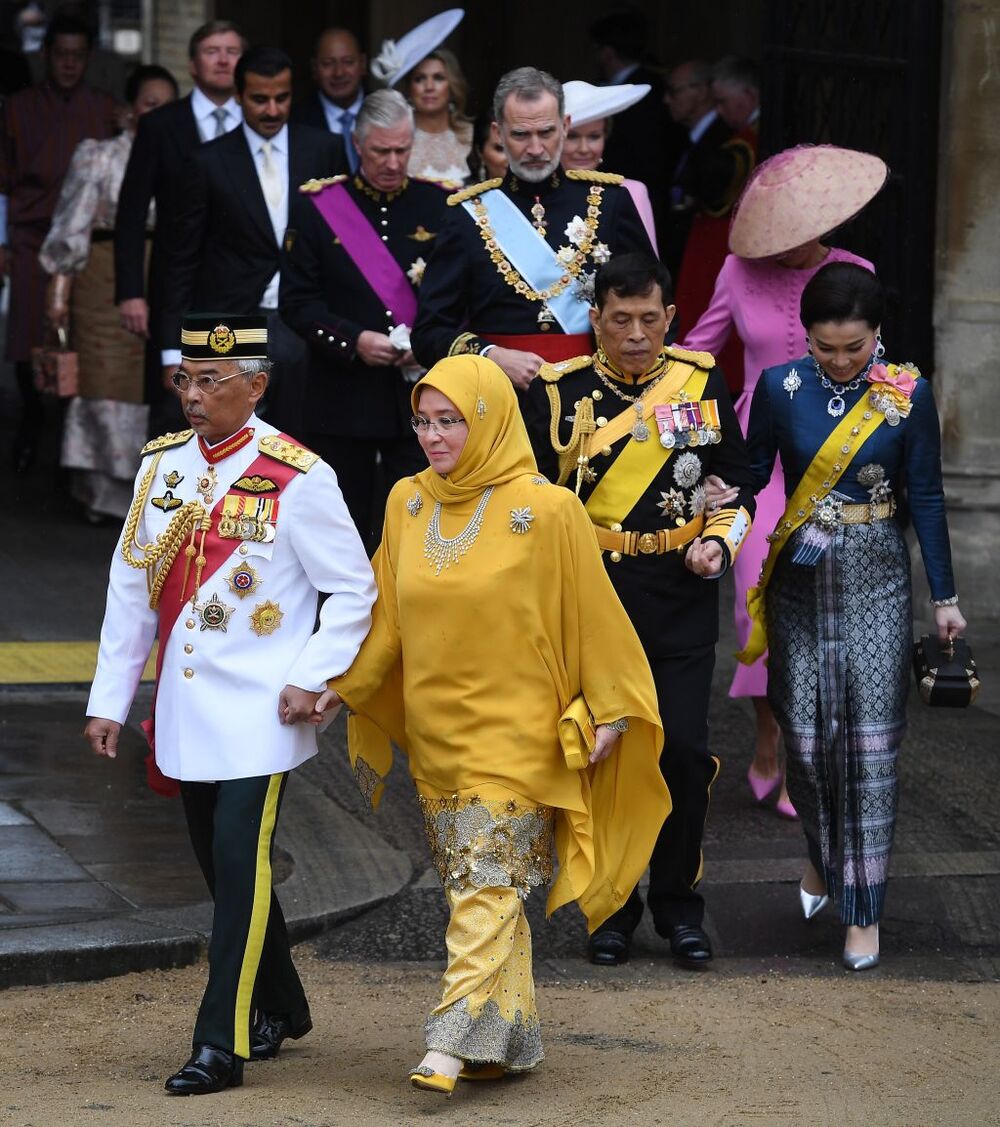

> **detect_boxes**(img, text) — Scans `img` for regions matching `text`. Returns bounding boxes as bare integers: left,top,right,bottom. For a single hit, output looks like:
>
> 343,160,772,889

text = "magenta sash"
309,184,417,325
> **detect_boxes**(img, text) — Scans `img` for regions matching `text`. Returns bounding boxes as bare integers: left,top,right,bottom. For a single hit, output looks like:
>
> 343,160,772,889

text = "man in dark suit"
290,27,367,175
662,59,736,277
281,89,449,548
588,11,685,233
159,47,346,439
114,19,245,435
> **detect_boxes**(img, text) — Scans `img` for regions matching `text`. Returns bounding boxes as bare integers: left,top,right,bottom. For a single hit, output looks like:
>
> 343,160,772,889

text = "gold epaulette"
539,355,593,383
447,177,503,206
566,169,624,186
299,174,349,194
140,429,194,457
665,344,715,371
257,434,319,472
413,175,463,191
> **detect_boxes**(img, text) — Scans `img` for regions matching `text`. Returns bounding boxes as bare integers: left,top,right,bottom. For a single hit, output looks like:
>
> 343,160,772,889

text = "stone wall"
927,0,1000,621
150,0,213,92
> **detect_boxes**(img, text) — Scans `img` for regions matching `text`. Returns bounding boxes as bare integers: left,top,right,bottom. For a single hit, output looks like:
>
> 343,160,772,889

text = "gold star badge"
249,600,283,636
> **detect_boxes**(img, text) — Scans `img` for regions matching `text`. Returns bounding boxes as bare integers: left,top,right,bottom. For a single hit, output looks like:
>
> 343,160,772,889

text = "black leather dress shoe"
666,924,713,967
164,1044,244,1095
587,928,632,966
250,1006,313,1060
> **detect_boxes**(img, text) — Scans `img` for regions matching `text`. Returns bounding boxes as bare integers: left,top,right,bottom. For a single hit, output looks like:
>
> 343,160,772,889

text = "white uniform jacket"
87,414,377,781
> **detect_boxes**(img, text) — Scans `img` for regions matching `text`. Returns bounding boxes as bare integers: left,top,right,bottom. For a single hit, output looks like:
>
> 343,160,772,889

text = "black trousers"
600,643,720,934
180,772,307,1058
307,431,425,552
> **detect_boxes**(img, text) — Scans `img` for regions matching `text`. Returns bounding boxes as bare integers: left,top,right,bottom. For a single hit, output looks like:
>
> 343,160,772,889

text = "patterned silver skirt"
766,518,911,926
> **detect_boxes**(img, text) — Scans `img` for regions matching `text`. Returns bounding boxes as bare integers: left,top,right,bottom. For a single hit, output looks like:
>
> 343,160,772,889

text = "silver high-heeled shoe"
842,951,880,971
799,883,830,920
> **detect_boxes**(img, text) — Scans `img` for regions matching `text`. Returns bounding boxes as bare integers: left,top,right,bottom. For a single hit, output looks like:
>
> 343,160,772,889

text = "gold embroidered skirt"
417,783,554,1071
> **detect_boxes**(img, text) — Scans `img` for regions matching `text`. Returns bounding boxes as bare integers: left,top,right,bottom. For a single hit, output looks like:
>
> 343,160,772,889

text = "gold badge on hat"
249,600,284,636
208,324,236,354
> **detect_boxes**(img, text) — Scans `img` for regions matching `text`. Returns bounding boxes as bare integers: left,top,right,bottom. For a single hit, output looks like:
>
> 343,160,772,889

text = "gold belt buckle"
637,531,658,554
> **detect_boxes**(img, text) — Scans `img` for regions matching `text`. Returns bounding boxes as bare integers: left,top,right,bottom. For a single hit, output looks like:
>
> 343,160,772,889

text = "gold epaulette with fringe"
566,169,625,186
665,344,715,370
299,174,349,194
140,429,194,457
539,355,593,383
257,434,319,472
447,177,503,205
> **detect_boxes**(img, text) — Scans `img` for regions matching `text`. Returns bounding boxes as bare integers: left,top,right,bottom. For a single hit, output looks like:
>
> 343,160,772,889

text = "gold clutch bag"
558,695,595,770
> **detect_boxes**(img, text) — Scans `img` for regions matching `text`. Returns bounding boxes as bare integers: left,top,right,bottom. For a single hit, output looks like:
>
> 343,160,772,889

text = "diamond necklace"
812,355,875,417
423,486,495,575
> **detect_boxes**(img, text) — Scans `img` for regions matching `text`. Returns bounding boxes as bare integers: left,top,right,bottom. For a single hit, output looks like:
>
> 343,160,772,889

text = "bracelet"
931,595,959,607
606,717,630,734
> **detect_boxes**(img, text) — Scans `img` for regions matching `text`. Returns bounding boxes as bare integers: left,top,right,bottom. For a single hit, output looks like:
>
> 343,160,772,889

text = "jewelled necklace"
812,355,876,417
423,486,495,575
593,358,670,443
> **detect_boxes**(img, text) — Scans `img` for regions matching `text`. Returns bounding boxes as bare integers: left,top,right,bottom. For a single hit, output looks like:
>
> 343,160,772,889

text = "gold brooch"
249,600,284,636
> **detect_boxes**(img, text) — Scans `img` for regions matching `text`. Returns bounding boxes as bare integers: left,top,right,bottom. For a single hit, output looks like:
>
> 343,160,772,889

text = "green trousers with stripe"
180,772,307,1058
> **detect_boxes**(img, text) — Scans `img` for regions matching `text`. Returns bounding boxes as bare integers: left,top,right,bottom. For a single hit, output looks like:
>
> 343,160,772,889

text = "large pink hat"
729,145,888,259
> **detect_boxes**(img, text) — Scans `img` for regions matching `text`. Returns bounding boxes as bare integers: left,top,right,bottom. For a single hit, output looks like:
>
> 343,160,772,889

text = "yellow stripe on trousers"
233,772,283,1059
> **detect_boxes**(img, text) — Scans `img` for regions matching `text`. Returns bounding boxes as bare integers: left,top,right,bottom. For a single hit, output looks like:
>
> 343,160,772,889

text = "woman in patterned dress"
40,64,176,521
405,48,473,184
313,355,669,1094
742,263,966,970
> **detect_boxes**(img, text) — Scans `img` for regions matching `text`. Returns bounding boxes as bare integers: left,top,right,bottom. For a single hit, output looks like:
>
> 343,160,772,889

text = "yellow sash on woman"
738,389,899,665
584,366,709,528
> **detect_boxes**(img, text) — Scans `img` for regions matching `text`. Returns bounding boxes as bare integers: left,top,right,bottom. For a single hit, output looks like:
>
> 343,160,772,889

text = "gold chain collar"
592,348,669,399
470,186,605,303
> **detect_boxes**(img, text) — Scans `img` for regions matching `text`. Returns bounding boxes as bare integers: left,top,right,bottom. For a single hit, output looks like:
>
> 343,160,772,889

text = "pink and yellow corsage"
866,362,920,425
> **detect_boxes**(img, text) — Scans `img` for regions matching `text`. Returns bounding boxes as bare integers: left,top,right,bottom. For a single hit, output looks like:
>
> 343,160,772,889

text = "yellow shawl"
334,356,670,931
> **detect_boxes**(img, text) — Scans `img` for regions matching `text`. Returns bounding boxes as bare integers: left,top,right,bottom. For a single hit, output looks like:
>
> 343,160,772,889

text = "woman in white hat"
686,145,887,818
369,9,472,184
561,80,658,252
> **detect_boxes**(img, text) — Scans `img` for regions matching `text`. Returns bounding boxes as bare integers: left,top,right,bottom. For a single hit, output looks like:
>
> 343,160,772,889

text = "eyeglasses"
171,370,245,394
410,415,466,435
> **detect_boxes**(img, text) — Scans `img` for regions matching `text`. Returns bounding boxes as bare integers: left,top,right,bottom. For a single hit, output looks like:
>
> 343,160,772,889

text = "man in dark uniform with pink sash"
280,88,449,547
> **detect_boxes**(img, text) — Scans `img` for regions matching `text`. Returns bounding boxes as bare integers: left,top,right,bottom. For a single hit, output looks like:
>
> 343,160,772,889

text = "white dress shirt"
191,85,242,142
689,109,719,144
244,122,289,309
319,88,363,134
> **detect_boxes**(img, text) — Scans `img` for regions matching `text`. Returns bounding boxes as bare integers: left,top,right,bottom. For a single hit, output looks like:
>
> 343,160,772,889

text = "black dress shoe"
250,1005,313,1060
164,1044,244,1095
588,928,632,966
666,924,713,967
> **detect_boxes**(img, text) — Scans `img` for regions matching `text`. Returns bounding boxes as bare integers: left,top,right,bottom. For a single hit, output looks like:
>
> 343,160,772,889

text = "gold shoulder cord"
545,385,596,491
120,451,211,609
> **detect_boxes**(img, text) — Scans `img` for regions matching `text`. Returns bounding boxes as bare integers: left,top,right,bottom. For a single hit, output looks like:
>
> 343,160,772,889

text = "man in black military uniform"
411,66,654,392
281,88,449,547
524,253,755,968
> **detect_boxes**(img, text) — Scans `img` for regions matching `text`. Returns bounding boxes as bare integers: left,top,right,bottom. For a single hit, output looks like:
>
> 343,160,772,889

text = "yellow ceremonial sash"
738,390,895,665
584,365,709,528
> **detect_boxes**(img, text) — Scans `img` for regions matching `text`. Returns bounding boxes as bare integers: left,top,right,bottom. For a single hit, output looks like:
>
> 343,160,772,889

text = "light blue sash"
462,189,591,333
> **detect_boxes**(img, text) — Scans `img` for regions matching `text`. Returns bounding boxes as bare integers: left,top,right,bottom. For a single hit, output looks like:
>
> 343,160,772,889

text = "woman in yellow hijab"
315,355,669,1096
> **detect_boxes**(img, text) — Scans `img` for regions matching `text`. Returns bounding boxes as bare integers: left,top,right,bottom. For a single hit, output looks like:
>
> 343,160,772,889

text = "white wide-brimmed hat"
369,9,465,88
729,144,888,259
563,79,651,126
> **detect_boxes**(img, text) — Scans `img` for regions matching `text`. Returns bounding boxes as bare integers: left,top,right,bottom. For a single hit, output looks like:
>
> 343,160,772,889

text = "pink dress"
624,179,658,255
683,248,873,697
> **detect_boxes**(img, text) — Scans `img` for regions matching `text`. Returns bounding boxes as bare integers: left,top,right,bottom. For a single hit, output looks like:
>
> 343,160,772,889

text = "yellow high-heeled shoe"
408,1065,457,1097
459,1062,506,1081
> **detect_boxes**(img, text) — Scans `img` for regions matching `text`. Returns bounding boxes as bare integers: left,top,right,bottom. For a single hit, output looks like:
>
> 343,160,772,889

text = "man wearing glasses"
84,313,375,1096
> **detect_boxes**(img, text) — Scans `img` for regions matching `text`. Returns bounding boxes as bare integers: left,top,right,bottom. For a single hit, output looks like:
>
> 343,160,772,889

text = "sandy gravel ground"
1,950,997,1127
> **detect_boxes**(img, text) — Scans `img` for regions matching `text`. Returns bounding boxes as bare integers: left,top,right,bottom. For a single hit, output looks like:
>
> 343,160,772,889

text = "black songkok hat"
180,313,269,361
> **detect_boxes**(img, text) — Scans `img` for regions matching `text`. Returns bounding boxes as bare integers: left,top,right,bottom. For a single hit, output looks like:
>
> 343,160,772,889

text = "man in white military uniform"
85,313,376,1097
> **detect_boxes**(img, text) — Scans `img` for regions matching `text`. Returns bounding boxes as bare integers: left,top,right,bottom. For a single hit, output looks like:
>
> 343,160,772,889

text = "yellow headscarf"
411,355,537,504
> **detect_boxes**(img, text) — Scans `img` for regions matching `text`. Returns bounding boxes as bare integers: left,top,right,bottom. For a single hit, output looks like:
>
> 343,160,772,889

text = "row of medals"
629,402,722,448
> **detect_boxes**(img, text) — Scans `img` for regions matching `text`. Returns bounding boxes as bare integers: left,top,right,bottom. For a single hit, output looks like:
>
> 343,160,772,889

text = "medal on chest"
654,400,722,449
194,592,234,632
217,495,279,542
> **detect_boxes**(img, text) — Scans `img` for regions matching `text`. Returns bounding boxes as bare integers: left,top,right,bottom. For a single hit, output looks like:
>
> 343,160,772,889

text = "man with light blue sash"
411,66,654,393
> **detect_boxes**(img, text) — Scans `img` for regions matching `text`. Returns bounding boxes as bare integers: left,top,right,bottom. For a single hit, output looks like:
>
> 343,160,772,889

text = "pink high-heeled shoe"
747,764,781,803
776,795,799,820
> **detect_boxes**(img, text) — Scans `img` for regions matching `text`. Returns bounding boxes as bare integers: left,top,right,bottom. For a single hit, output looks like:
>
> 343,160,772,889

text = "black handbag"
912,635,980,707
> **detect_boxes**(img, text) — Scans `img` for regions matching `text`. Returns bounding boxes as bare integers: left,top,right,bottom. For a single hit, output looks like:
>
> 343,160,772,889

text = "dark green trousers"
180,772,307,1058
